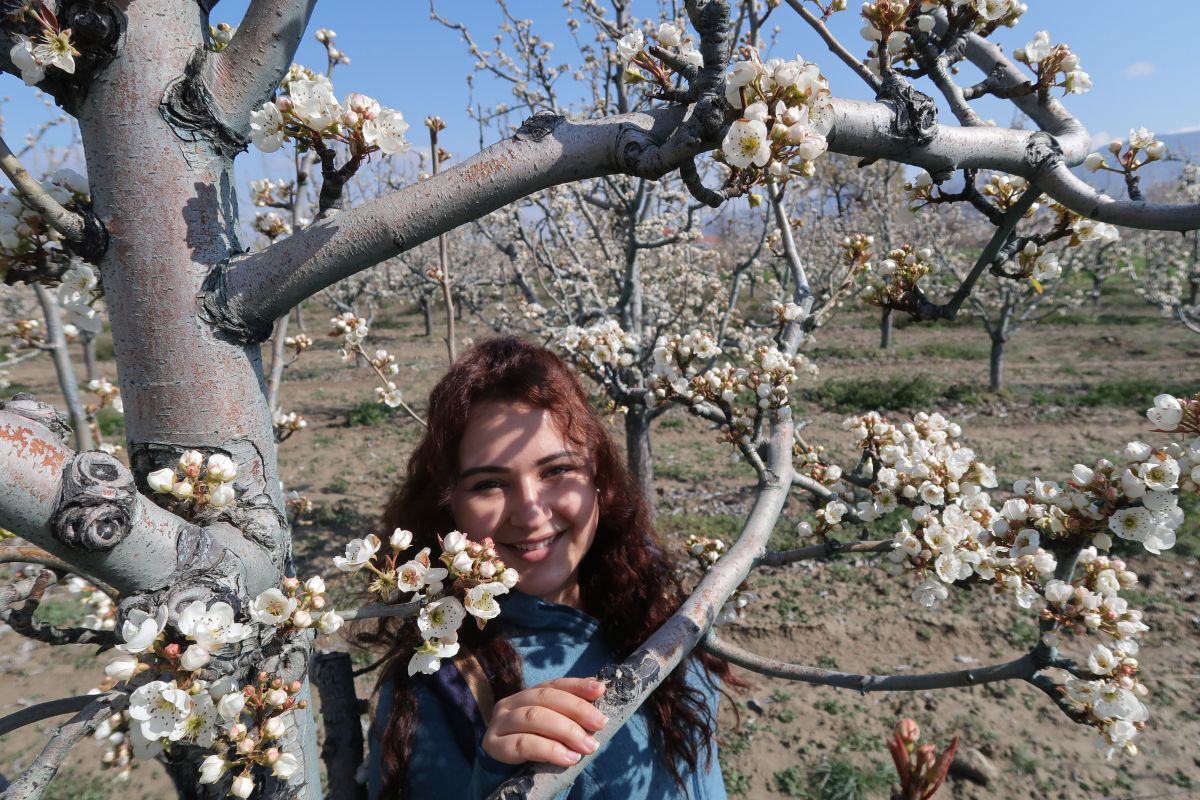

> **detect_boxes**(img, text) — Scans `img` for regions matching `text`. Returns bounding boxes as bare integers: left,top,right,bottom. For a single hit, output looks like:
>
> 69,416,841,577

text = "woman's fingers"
487,732,588,768
482,679,609,765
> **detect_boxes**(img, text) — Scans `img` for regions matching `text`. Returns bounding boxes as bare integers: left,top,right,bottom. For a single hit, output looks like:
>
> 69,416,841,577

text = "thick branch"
217,100,1200,337
702,631,1036,691
207,0,318,129
1038,163,1200,232
0,406,276,595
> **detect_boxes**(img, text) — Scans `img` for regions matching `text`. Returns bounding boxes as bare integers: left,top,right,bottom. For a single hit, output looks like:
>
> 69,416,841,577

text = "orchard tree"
0,2,1198,800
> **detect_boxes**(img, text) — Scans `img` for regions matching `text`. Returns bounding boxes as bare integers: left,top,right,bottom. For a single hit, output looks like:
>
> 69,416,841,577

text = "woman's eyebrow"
458,450,580,479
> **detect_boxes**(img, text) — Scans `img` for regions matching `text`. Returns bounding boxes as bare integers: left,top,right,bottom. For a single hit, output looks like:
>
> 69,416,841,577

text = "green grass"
324,477,350,494
723,768,751,796
900,341,988,360
796,757,894,800
32,595,85,627
805,375,943,412
345,400,396,427
96,406,124,436
1031,379,1196,410
93,337,116,361
41,768,118,800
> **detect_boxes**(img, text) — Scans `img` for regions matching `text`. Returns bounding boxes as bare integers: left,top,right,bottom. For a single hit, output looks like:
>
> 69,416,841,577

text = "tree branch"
0,694,104,738
207,0,318,129
0,134,87,246
2,690,128,800
756,539,893,568
783,0,881,92
0,404,277,596
702,630,1037,691
214,99,1200,340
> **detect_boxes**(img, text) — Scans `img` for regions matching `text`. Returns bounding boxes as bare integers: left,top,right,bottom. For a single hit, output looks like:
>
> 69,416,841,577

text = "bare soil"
1,298,1196,799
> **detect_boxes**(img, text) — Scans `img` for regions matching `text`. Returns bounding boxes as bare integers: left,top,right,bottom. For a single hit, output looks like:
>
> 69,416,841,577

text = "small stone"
950,747,999,786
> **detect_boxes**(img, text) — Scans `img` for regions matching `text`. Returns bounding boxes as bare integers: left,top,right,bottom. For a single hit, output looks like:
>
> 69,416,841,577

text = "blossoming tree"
0,1,1198,799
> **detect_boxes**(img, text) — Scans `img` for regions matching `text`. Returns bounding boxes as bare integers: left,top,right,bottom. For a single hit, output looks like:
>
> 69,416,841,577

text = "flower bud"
264,715,286,739
147,468,175,494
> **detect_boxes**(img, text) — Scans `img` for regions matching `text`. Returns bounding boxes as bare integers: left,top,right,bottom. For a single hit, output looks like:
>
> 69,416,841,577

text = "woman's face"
449,401,599,608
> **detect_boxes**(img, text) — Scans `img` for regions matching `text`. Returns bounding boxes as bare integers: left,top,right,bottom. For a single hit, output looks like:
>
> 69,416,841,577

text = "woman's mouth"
503,531,565,562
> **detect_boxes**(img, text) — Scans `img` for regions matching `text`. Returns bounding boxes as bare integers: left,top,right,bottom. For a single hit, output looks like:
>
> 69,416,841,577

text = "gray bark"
32,284,91,452
880,306,893,349
624,405,655,517
989,335,1006,394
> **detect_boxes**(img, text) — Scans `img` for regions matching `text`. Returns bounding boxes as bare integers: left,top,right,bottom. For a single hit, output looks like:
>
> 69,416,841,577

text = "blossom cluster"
333,528,519,676
100,571,347,794
66,574,117,632
327,314,416,414
249,178,295,209
273,410,308,441
8,2,79,86
858,244,934,306
649,330,816,448
146,450,239,511
861,0,1027,76
1012,30,1092,95
86,378,122,414
1083,128,1169,175
788,394,1198,757
716,51,833,186
558,320,639,372
617,22,702,75
249,63,409,157
250,576,343,635
253,211,292,241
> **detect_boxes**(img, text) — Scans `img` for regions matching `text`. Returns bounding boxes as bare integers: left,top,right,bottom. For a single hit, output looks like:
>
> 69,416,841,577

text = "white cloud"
1165,124,1200,135
1088,130,1111,150
1122,61,1156,79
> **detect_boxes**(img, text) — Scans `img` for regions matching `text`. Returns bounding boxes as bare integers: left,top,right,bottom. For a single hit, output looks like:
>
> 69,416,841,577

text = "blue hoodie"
368,590,727,799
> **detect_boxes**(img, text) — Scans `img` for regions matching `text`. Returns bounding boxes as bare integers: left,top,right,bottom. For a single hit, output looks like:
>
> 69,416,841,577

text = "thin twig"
784,0,881,92
0,133,86,244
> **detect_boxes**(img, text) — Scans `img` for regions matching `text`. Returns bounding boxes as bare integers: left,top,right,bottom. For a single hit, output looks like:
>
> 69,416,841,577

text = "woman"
362,336,738,799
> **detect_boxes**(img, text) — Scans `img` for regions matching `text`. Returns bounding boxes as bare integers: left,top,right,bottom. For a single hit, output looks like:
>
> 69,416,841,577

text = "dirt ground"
1,295,1196,799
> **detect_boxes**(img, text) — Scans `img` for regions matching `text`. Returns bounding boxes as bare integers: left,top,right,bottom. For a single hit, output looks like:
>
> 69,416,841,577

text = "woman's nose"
508,478,551,529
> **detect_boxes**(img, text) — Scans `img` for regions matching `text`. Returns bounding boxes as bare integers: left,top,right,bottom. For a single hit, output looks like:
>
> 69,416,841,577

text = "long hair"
357,336,740,797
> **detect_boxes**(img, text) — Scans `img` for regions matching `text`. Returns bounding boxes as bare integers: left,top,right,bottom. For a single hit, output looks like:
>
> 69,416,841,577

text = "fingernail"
591,680,606,692
566,750,582,763
583,735,600,753
595,713,609,728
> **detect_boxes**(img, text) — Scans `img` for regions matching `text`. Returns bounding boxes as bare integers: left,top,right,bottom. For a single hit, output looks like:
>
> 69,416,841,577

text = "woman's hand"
482,677,608,767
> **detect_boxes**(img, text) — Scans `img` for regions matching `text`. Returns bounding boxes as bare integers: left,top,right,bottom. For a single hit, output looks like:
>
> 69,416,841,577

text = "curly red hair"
358,336,740,797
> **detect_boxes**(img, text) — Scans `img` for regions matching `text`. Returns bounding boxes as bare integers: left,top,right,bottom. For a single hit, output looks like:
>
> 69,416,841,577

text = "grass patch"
1031,379,1196,410
40,768,117,800
901,341,987,360
657,513,741,544
345,400,396,427
33,595,85,627
723,768,751,796
806,375,942,412
324,477,350,494
96,406,124,437
798,757,893,800
93,337,116,361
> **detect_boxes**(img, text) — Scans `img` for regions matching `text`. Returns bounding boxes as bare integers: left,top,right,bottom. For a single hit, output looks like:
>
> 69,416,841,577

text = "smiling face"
449,401,600,608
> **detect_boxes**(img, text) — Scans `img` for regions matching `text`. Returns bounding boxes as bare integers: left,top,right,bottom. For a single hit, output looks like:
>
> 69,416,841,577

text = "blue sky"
2,1,1197,179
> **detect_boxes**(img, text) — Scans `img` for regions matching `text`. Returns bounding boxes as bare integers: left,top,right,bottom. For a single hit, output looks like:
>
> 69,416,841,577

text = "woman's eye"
544,465,576,478
471,480,503,492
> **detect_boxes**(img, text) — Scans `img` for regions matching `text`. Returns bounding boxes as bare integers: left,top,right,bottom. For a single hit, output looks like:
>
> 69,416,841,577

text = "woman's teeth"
511,534,559,552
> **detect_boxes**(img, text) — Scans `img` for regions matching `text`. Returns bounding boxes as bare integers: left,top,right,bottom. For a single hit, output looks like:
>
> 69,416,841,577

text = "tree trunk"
880,306,893,349
81,330,99,384
421,296,433,336
33,284,92,452
989,336,1006,393
625,405,655,517
267,314,290,416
